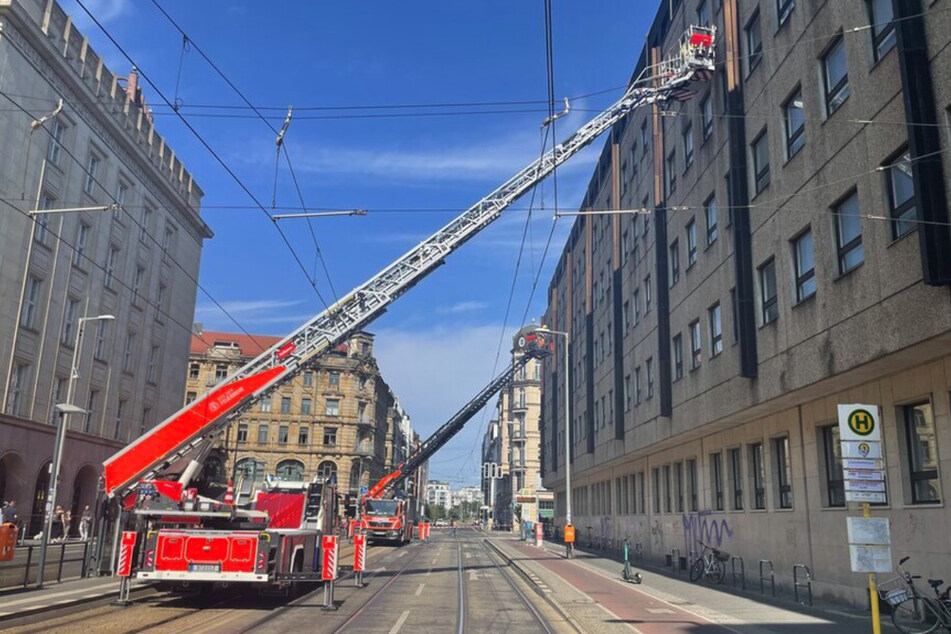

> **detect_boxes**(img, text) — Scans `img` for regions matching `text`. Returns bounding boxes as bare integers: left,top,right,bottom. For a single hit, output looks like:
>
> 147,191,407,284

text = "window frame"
759,258,778,324
822,36,850,116
903,401,940,504
820,424,846,507
792,228,816,302
833,190,864,274
683,124,694,170
729,447,744,510
672,334,684,381
783,88,805,159
885,150,917,239
867,0,896,62
700,93,714,140
745,9,763,76
710,452,724,511
750,442,766,510
752,129,771,195
686,219,698,267
669,239,680,286
689,320,702,369
704,195,718,247
773,436,793,509
708,302,723,357
777,0,794,26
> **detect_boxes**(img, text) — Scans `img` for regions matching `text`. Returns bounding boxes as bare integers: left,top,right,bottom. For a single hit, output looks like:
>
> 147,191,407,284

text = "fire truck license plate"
188,563,220,572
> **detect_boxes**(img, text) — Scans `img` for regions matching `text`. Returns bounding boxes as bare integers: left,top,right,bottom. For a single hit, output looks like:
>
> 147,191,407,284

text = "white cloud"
373,323,516,484
60,0,129,27
195,299,311,332
436,301,488,315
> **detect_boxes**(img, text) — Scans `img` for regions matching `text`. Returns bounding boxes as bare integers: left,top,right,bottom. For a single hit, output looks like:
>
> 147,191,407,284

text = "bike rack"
731,555,746,590
793,564,813,606
759,559,775,596
670,548,681,573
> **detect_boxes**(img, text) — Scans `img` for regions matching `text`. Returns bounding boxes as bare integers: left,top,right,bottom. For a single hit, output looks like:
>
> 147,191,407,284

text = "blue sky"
63,0,655,486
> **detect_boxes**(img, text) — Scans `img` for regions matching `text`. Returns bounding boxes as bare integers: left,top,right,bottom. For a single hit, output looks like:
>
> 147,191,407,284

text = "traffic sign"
838,405,881,442
360,485,368,495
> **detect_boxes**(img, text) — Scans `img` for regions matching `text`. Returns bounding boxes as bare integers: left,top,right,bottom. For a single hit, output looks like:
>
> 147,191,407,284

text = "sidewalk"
489,536,893,634
0,574,142,624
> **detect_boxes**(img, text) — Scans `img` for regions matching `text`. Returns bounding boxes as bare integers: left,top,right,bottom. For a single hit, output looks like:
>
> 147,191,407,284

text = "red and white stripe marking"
117,531,137,577
321,535,338,580
354,534,366,572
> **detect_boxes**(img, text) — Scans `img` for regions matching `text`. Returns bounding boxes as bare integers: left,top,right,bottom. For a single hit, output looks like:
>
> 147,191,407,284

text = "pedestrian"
450,518,457,537
61,509,72,540
52,505,64,541
79,505,92,541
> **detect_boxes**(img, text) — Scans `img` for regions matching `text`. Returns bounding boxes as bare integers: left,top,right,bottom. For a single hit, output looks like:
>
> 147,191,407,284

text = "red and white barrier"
354,534,366,572
117,531,137,577
535,522,543,547
223,480,235,505
321,535,338,581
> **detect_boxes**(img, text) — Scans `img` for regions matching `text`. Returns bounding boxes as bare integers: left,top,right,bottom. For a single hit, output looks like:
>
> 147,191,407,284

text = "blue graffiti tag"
682,509,733,554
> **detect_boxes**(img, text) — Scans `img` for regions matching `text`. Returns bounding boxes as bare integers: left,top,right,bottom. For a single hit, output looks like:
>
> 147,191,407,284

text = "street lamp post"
36,314,114,587
537,326,572,558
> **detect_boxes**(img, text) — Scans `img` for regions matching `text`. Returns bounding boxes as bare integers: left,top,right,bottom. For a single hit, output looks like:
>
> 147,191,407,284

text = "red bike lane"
513,543,735,633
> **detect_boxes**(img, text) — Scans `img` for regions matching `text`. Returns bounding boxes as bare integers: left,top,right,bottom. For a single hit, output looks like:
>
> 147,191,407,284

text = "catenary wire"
74,0,332,311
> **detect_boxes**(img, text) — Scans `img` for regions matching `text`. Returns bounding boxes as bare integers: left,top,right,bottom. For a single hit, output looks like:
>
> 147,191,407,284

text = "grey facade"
541,0,951,606
0,0,209,533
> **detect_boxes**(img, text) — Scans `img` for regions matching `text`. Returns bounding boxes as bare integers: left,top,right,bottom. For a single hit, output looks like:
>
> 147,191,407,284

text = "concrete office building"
540,0,951,606
185,329,410,495
426,480,451,510
0,0,209,534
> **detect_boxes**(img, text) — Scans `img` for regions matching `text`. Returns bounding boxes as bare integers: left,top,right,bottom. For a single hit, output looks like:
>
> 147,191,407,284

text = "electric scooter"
622,536,643,584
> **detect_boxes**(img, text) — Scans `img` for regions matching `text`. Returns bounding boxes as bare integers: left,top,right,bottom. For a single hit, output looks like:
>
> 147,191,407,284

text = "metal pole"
562,331,572,558
36,319,85,587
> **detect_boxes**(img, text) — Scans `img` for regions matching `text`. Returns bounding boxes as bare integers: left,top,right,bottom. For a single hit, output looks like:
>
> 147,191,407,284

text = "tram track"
479,538,556,634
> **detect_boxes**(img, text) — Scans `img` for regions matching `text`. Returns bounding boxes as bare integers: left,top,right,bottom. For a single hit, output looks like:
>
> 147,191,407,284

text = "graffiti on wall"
682,509,734,555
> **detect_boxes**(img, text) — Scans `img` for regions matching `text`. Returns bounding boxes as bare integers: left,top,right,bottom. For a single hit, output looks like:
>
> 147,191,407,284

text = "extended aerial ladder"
103,26,717,501
366,327,554,501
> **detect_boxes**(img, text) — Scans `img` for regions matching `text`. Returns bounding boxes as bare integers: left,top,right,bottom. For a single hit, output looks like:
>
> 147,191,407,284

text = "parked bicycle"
880,556,951,634
621,536,643,584
688,540,728,585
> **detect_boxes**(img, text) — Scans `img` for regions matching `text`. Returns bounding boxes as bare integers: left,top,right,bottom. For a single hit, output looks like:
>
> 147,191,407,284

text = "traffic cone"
224,479,235,505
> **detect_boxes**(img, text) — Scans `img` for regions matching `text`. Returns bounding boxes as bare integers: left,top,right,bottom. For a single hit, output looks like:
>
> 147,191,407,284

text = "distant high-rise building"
425,480,451,510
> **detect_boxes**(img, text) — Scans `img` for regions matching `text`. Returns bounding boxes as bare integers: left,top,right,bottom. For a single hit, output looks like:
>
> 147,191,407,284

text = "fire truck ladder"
366,331,553,499
103,26,716,499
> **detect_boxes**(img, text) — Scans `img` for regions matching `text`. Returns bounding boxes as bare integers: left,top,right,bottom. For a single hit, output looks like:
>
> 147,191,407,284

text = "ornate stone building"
185,328,411,496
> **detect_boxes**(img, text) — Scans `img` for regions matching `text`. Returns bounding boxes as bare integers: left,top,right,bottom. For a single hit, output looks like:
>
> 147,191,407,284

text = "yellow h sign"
848,409,875,436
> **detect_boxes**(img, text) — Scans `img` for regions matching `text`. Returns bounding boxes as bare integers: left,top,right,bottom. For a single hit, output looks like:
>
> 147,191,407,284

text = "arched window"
276,459,305,482
317,460,337,482
235,458,266,483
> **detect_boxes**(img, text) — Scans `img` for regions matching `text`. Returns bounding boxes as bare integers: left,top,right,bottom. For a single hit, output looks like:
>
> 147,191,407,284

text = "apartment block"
185,329,411,496
0,0,209,534
540,0,951,606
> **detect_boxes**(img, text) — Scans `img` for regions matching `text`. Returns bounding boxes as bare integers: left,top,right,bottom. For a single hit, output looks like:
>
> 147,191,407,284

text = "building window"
323,426,338,446
777,0,794,26
83,154,100,195
5,363,28,416
704,196,718,246
62,298,79,345
298,426,309,445
645,274,652,312
140,206,152,242
752,130,770,194
278,425,289,444
73,223,90,267
708,303,723,357
47,118,64,164
279,396,291,414
669,239,680,285
635,367,642,404
623,300,630,335
867,0,896,61
257,424,269,444
710,452,724,511
683,125,694,170
329,370,341,388
674,462,684,512
21,276,41,329
783,89,805,158
237,423,248,443
84,389,98,433
147,345,159,383
301,397,312,414
745,10,762,75
276,459,304,481
686,219,697,267
886,151,916,239
35,194,53,244
663,465,672,513
624,374,632,411
260,398,272,413
156,284,167,318
833,191,864,274
113,400,125,439
687,458,698,511
646,357,654,399
701,94,714,140
303,371,314,387
773,436,793,509
633,289,641,325
215,365,228,380
759,258,778,324
672,334,684,381
904,402,940,504
822,37,850,115
689,320,702,369
652,468,661,513
115,182,128,216
93,320,108,360
100,245,117,290
666,151,677,195
750,443,766,509
793,229,816,301
123,332,136,372
820,425,845,507
729,448,744,510
325,398,340,416
186,391,197,404
132,266,144,306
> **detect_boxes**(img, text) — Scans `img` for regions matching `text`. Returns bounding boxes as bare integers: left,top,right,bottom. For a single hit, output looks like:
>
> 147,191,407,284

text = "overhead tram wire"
0,87,265,349
74,0,332,312
148,0,339,304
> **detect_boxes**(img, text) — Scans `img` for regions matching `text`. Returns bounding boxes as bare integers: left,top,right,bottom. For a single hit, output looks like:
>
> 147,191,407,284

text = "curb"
0,583,154,626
